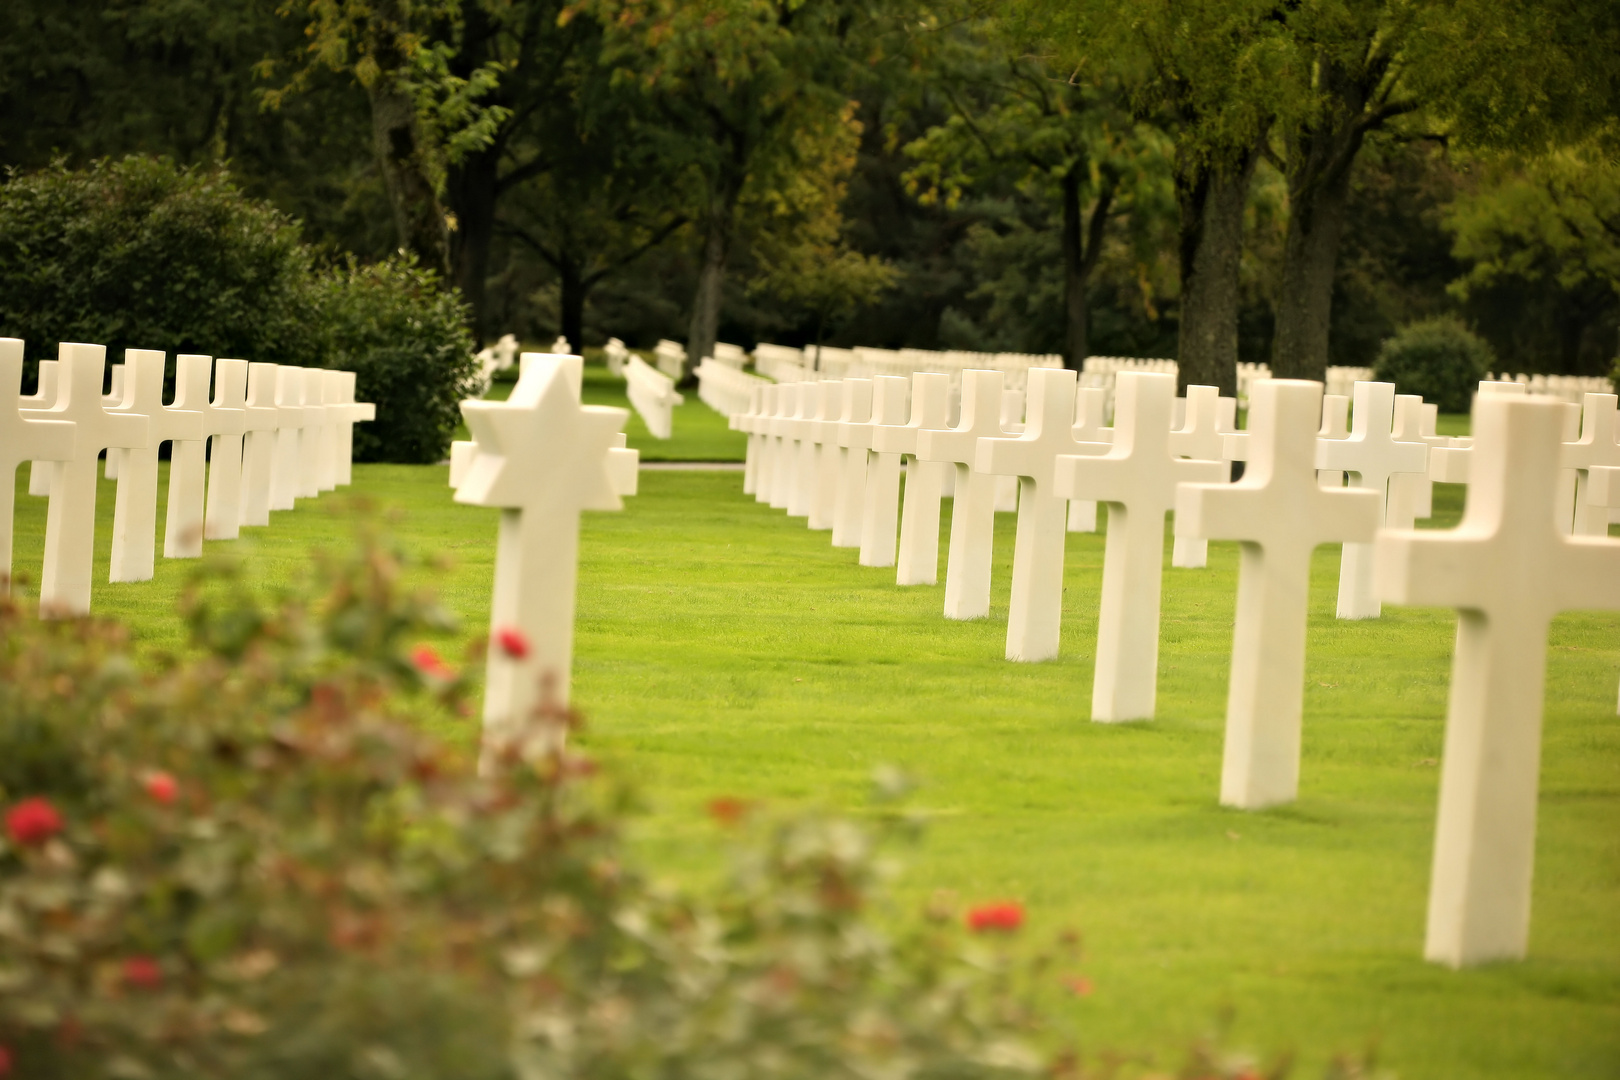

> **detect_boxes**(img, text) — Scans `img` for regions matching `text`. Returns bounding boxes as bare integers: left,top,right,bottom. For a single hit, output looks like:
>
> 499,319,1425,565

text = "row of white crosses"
448,353,638,751
2,339,374,615
734,370,1620,968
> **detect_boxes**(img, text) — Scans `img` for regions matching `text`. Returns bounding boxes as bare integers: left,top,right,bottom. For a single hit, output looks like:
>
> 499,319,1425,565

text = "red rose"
495,626,530,659
143,771,179,806
965,901,1024,933
0,1044,12,1075
5,797,63,847
706,797,750,826
410,645,454,679
122,956,163,990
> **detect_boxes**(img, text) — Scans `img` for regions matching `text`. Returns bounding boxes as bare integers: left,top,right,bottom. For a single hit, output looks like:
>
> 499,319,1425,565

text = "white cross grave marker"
103,364,125,480
789,382,826,519
832,379,873,548
1562,393,1620,537
1054,371,1226,721
325,370,373,486
977,366,1097,662
163,355,226,559
25,360,61,498
23,343,149,614
739,385,765,497
297,367,328,500
270,366,306,512
1176,379,1382,808
1315,393,1350,488
201,359,250,541
873,372,951,584
856,375,910,568
765,383,797,510
810,380,848,531
1066,386,1111,533
1167,384,1230,569
1376,393,1620,967
1387,396,1443,530
1,340,74,591
456,354,634,743
1315,381,1429,619
108,351,203,582
916,369,1015,620
239,363,281,528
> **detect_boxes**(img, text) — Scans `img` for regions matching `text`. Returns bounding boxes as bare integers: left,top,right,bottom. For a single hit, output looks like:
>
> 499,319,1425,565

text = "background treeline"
2,0,1617,390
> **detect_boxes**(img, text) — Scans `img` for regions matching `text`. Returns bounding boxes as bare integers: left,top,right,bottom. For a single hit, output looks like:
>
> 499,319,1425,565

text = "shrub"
1372,317,1494,413
310,256,480,464
0,156,317,370
0,157,478,464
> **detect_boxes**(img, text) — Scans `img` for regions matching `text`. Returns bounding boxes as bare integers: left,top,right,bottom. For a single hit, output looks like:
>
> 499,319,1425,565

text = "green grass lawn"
6,444,1618,1080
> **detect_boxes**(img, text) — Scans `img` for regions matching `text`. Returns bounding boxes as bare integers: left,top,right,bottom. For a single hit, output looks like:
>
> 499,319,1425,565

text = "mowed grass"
6,443,1618,1080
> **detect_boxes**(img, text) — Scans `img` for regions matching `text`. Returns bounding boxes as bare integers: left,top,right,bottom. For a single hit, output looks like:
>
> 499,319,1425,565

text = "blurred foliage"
1372,316,1493,413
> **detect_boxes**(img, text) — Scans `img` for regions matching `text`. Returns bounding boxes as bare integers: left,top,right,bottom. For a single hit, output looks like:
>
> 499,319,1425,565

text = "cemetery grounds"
7,365,1617,1080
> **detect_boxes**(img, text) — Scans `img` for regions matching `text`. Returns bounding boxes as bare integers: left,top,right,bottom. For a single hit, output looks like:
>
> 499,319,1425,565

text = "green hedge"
1373,316,1494,413
0,158,477,464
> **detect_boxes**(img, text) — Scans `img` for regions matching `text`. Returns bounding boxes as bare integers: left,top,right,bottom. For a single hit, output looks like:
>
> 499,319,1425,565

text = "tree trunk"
366,78,449,275
559,258,588,356
1061,166,1089,371
1270,164,1354,381
447,146,500,344
1175,149,1257,397
684,198,733,386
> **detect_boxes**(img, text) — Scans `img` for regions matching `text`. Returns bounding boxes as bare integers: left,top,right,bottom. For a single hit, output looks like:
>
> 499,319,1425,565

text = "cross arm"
1375,528,1493,611
3,416,75,466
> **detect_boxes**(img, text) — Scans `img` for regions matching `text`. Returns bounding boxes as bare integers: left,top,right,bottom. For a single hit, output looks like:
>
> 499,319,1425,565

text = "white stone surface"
25,360,60,497
1376,393,1620,968
0,340,74,590
456,354,634,743
103,364,124,480
1066,386,1111,533
105,351,201,582
161,355,218,559
1315,393,1350,487
1177,379,1382,808
328,369,373,486
768,383,802,512
977,367,1099,661
856,375,910,567
200,359,250,541
1315,381,1429,619
811,380,851,531
1386,396,1443,530
603,337,629,377
23,343,149,615
1055,371,1226,721
270,366,306,512
793,381,835,520
832,378,874,548
874,372,952,585
1167,385,1230,568
917,369,1015,619
625,355,683,440
239,363,280,527
1561,393,1619,536
295,367,328,500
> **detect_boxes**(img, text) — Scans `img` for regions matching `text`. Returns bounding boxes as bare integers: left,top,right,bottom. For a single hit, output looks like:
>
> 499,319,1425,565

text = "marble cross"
767,383,800,511
1167,384,1230,568
1387,396,1444,530
1376,393,1620,967
1315,393,1350,488
25,360,61,497
873,372,952,585
856,375,910,568
297,367,328,500
24,343,149,615
108,351,203,583
789,382,825,519
327,370,373,487
1176,379,1382,808
0,340,74,591
1055,371,1226,721
1315,381,1429,619
162,355,225,559
977,366,1097,661
739,385,766,497
103,364,126,480
1561,393,1619,536
456,354,633,743
916,369,1014,619
832,379,874,548
810,380,849,531
1066,386,1111,533
201,359,250,541
270,366,306,512
239,362,281,528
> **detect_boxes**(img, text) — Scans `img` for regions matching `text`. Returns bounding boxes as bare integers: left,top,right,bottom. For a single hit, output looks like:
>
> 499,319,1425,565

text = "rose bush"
0,513,1387,1079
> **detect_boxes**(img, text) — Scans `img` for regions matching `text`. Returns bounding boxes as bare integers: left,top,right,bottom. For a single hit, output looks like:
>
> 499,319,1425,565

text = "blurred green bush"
1372,316,1494,413
0,158,478,463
